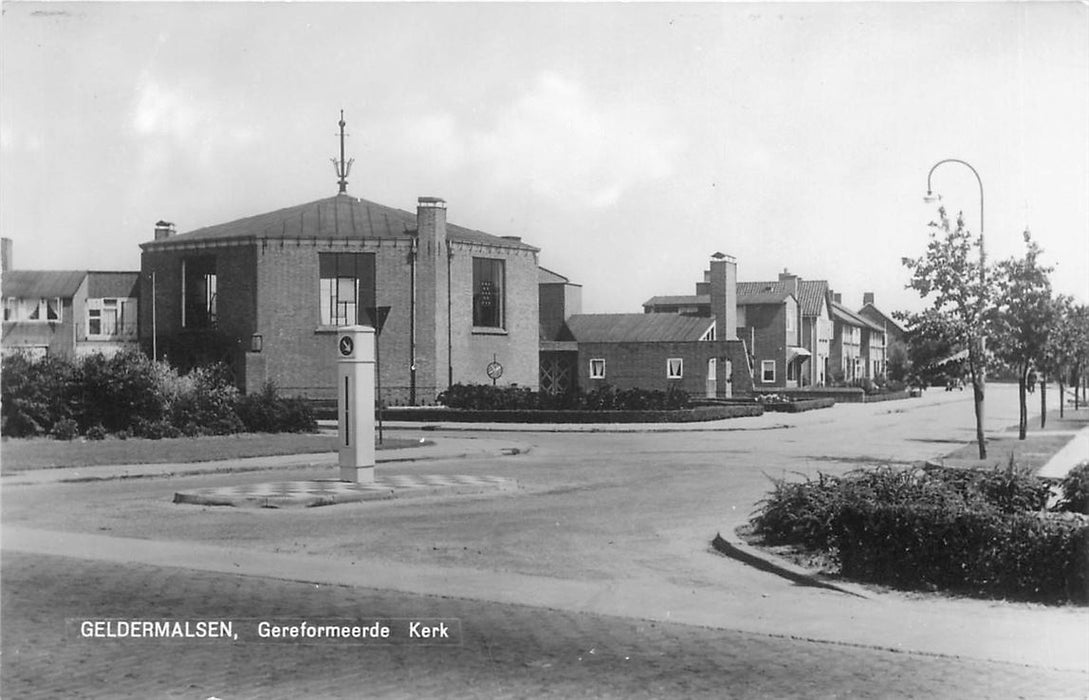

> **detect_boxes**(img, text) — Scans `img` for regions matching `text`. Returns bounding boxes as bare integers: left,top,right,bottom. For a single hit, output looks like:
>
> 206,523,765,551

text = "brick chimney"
154,221,176,241
709,252,737,340
1,237,11,271
778,268,800,296
832,292,842,304
414,197,450,399
863,292,875,306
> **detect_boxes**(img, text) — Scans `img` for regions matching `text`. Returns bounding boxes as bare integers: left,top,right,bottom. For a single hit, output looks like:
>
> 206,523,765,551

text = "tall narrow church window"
472,258,505,328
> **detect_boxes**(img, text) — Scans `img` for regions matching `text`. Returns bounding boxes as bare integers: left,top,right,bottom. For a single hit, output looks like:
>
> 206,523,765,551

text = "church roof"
141,194,538,251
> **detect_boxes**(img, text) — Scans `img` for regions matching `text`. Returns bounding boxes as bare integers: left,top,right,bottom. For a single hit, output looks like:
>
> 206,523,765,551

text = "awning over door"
787,346,812,362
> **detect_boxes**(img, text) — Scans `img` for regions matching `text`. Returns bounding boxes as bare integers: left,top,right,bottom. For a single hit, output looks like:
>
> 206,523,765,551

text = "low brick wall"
378,404,764,423
762,398,836,413
777,389,912,404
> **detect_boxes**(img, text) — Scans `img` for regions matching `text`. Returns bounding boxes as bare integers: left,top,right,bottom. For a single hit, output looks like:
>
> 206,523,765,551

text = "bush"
85,424,108,441
73,351,167,433
834,503,1089,603
163,364,243,436
50,418,79,441
1058,462,1089,515
750,463,1086,603
236,382,316,433
1,353,78,436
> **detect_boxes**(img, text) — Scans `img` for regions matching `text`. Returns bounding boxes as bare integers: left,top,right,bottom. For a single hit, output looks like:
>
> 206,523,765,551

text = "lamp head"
923,190,942,204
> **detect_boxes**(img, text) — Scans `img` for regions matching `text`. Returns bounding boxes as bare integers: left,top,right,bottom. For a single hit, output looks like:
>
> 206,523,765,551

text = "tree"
1069,304,1089,411
990,231,1054,438
901,207,993,458
1041,296,1078,420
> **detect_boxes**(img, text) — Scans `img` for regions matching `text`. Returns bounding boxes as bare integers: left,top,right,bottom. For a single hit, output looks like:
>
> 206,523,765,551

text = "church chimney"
154,221,176,241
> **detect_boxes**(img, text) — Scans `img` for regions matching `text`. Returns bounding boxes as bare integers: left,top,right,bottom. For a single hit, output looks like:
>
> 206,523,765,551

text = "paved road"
4,552,1084,700
3,384,1088,697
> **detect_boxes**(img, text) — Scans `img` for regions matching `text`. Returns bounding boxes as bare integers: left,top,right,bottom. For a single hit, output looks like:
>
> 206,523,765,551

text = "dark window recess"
183,256,217,329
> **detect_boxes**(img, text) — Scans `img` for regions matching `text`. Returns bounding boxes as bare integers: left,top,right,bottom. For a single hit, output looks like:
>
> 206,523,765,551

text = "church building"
138,115,540,404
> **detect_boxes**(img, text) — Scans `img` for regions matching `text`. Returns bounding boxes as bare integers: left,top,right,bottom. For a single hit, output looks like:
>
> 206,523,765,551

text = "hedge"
382,404,763,423
750,464,1085,603
834,503,1088,603
438,383,691,412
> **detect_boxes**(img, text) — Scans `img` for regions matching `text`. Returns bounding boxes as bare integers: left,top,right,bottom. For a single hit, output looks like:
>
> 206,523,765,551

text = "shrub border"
379,404,763,423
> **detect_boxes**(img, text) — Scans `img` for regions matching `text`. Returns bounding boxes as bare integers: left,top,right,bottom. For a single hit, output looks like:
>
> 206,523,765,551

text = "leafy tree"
896,309,965,390
991,231,1054,437
1042,296,1078,420
901,207,994,458
1071,304,1089,411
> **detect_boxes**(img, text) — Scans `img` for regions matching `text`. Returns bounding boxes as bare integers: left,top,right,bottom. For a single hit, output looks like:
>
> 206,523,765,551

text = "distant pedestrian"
1027,369,1037,394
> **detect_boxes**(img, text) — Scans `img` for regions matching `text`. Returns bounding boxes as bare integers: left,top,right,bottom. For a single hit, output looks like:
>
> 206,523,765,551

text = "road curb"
711,532,869,599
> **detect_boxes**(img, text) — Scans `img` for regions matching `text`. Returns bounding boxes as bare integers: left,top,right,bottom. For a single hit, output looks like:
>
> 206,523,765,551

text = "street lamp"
925,158,985,284
924,158,988,458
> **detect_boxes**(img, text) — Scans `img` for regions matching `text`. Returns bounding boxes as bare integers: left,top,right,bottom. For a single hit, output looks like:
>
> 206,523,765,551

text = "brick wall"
449,242,540,395
741,302,789,389
576,339,752,397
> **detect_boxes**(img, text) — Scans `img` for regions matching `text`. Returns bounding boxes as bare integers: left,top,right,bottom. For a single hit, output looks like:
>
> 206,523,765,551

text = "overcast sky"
3,2,1087,315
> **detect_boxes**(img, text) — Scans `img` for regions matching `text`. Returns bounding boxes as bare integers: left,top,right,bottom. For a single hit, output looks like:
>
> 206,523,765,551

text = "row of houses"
2,123,904,402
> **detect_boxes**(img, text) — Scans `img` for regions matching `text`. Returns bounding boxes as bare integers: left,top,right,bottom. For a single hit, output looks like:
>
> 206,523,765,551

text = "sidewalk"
1037,424,1089,479
4,525,1086,673
1,435,532,486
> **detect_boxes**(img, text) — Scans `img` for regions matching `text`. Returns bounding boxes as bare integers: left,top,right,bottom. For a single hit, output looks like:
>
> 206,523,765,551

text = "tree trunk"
1059,379,1065,419
969,343,986,459
1040,375,1047,429
1018,365,1028,440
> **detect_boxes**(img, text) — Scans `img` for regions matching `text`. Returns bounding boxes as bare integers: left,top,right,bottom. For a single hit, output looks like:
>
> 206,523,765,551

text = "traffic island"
173,474,517,509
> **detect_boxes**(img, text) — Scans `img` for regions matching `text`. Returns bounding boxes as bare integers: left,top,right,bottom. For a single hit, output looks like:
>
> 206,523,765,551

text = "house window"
182,257,217,329
88,299,117,336
761,360,776,383
589,358,606,379
11,297,62,322
319,253,376,327
472,258,505,328
667,358,684,379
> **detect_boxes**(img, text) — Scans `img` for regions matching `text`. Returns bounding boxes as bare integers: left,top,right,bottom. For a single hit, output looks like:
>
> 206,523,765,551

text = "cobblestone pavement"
3,553,1085,699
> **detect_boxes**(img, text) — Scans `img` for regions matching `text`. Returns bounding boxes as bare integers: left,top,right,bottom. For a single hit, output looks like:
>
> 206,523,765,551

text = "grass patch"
940,406,1088,473
0,434,430,473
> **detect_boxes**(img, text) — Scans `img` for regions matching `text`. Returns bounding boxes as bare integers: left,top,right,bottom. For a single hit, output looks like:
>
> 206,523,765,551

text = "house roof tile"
539,267,573,284
2,270,86,299
642,294,708,308
832,301,885,332
87,272,140,299
565,313,714,343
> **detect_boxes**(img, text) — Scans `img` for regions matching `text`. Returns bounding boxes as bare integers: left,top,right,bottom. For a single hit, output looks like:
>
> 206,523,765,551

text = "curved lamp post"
925,158,985,285
924,158,988,458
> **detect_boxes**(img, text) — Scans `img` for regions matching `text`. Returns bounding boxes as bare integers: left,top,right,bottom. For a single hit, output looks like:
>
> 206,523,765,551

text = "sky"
2,2,1087,317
